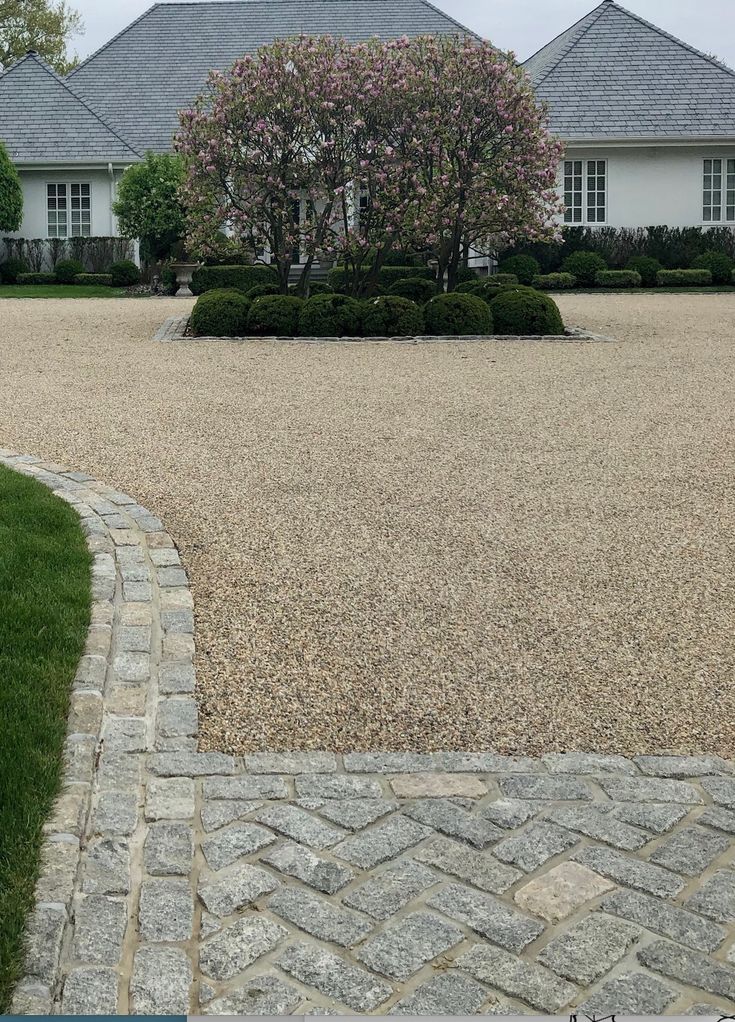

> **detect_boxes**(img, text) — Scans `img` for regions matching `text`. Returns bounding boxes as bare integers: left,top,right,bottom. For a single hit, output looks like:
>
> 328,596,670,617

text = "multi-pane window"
703,159,735,222
563,159,606,224
47,183,91,238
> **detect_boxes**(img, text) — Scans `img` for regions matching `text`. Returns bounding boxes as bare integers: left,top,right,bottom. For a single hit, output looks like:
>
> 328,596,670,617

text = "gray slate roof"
524,0,735,140
68,0,477,154
0,52,140,162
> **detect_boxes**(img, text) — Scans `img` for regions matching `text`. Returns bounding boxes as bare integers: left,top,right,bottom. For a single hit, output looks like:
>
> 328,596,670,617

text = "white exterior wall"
564,144,735,228
7,166,129,241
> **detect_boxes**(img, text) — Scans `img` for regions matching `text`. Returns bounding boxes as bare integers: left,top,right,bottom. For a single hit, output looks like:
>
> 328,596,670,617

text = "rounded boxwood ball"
424,292,493,336
190,288,251,337
561,251,607,286
497,254,540,285
691,250,734,285
490,289,564,335
298,293,363,337
247,294,303,335
110,259,141,287
388,277,437,303
362,296,424,336
55,258,84,284
245,283,280,301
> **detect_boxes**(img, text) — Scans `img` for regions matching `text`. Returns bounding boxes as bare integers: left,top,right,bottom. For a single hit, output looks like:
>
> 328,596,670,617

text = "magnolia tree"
176,34,562,295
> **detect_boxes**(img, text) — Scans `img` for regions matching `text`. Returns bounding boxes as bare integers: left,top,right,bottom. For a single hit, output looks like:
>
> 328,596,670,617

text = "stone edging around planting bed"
154,315,612,344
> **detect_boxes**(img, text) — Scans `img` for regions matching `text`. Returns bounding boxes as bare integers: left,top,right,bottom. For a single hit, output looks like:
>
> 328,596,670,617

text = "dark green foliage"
388,277,438,303
490,289,564,335
247,295,304,335
190,288,251,336
533,273,577,290
298,293,363,336
456,267,479,284
109,260,141,287
691,250,735,285
16,272,57,285
327,264,434,293
0,258,28,284
493,273,520,285
245,284,280,301
562,251,608,286
456,279,535,304
53,258,84,284
498,254,540,285
361,296,425,336
424,292,493,335
626,256,662,287
595,269,642,288
74,273,114,287
304,281,334,296
656,269,713,287
0,143,23,233
190,264,278,296
113,152,186,262
160,266,178,295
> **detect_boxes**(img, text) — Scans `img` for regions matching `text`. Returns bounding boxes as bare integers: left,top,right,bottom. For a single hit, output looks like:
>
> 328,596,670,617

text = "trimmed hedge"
16,272,57,285
424,292,492,335
245,284,280,301
190,264,278,295
493,273,520,285
110,260,141,287
388,277,438,303
0,257,29,283
533,273,577,290
74,273,114,287
691,250,734,285
656,269,713,287
54,258,85,284
457,279,535,304
298,293,363,336
595,269,642,288
490,289,564,336
190,288,251,336
498,254,540,285
561,250,607,286
361,296,425,336
247,295,303,335
626,256,662,288
327,265,434,293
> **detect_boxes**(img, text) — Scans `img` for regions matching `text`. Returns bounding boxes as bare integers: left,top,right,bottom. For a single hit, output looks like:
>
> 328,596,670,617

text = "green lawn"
0,285,137,298
0,465,91,1010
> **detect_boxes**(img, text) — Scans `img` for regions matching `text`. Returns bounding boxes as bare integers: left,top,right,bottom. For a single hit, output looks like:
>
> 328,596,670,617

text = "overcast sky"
69,0,735,69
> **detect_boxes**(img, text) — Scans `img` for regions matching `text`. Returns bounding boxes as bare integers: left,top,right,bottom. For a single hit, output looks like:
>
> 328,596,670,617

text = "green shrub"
190,288,251,336
361,296,425,336
490,289,564,335
161,266,178,295
656,269,713,287
561,250,608,286
0,257,29,284
54,259,84,284
298,293,363,336
456,266,479,285
289,281,334,297
190,264,277,295
74,273,114,287
498,254,540,285
691,250,734,285
16,272,57,285
493,273,520,285
456,279,535,304
595,269,642,288
533,273,577,290
626,256,662,288
247,295,303,335
245,284,280,301
109,259,141,287
424,293,492,335
388,277,438,303
327,265,434,293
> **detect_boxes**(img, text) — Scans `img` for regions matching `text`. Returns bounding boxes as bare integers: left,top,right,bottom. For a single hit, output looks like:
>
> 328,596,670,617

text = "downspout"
108,163,115,235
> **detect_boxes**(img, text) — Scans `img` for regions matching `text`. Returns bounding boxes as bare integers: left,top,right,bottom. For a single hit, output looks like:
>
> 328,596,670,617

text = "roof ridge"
67,3,161,79
415,0,482,41
526,1,610,86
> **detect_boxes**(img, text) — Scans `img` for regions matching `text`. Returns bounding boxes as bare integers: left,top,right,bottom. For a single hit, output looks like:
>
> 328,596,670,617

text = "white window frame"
563,158,607,225
47,182,92,239
702,158,735,224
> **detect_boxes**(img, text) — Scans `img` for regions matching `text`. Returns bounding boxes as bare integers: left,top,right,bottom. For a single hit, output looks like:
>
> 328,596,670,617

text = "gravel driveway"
0,294,733,755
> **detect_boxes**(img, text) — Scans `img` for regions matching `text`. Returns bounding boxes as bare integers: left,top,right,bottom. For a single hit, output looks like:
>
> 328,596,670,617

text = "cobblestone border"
154,316,611,344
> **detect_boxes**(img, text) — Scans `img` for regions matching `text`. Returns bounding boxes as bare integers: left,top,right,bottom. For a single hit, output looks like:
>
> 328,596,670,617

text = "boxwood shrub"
595,269,642,288
424,292,492,335
498,254,540,285
190,264,278,295
54,259,84,284
327,265,434,293
17,272,57,285
0,257,29,283
490,289,564,335
74,273,114,287
361,296,425,336
190,288,251,336
626,256,662,288
245,284,280,301
110,260,141,287
561,251,607,286
388,277,438,303
691,250,734,285
656,268,713,287
493,273,520,285
247,295,303,335
533,273,577,290
298,293,363,336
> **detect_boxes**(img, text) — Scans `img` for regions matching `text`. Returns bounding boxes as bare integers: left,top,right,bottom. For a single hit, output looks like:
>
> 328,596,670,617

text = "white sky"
69,0,735,69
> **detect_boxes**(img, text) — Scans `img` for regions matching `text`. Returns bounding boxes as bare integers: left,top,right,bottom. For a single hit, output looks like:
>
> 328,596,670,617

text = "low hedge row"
190,264,278,295
4,258,140,288
656,268,713,286
75,273,114,286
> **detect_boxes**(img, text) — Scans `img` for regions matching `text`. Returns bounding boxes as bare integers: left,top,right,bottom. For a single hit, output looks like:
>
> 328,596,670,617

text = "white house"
0,0,733,264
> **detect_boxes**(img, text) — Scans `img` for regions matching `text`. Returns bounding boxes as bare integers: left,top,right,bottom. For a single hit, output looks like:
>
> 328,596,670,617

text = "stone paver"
7,452,735,1017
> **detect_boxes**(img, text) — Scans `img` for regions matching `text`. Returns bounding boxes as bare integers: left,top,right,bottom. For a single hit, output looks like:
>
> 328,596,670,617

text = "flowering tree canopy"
176,34,562,294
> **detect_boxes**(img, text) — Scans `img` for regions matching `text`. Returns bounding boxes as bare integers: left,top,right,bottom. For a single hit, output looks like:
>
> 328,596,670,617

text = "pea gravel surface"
0,294,733,755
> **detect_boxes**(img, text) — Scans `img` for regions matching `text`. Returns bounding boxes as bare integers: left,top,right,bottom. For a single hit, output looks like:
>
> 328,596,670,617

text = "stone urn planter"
169,262,200,297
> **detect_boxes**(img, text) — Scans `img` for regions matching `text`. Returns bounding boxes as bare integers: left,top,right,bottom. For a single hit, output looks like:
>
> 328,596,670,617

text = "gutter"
562,136,735,148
